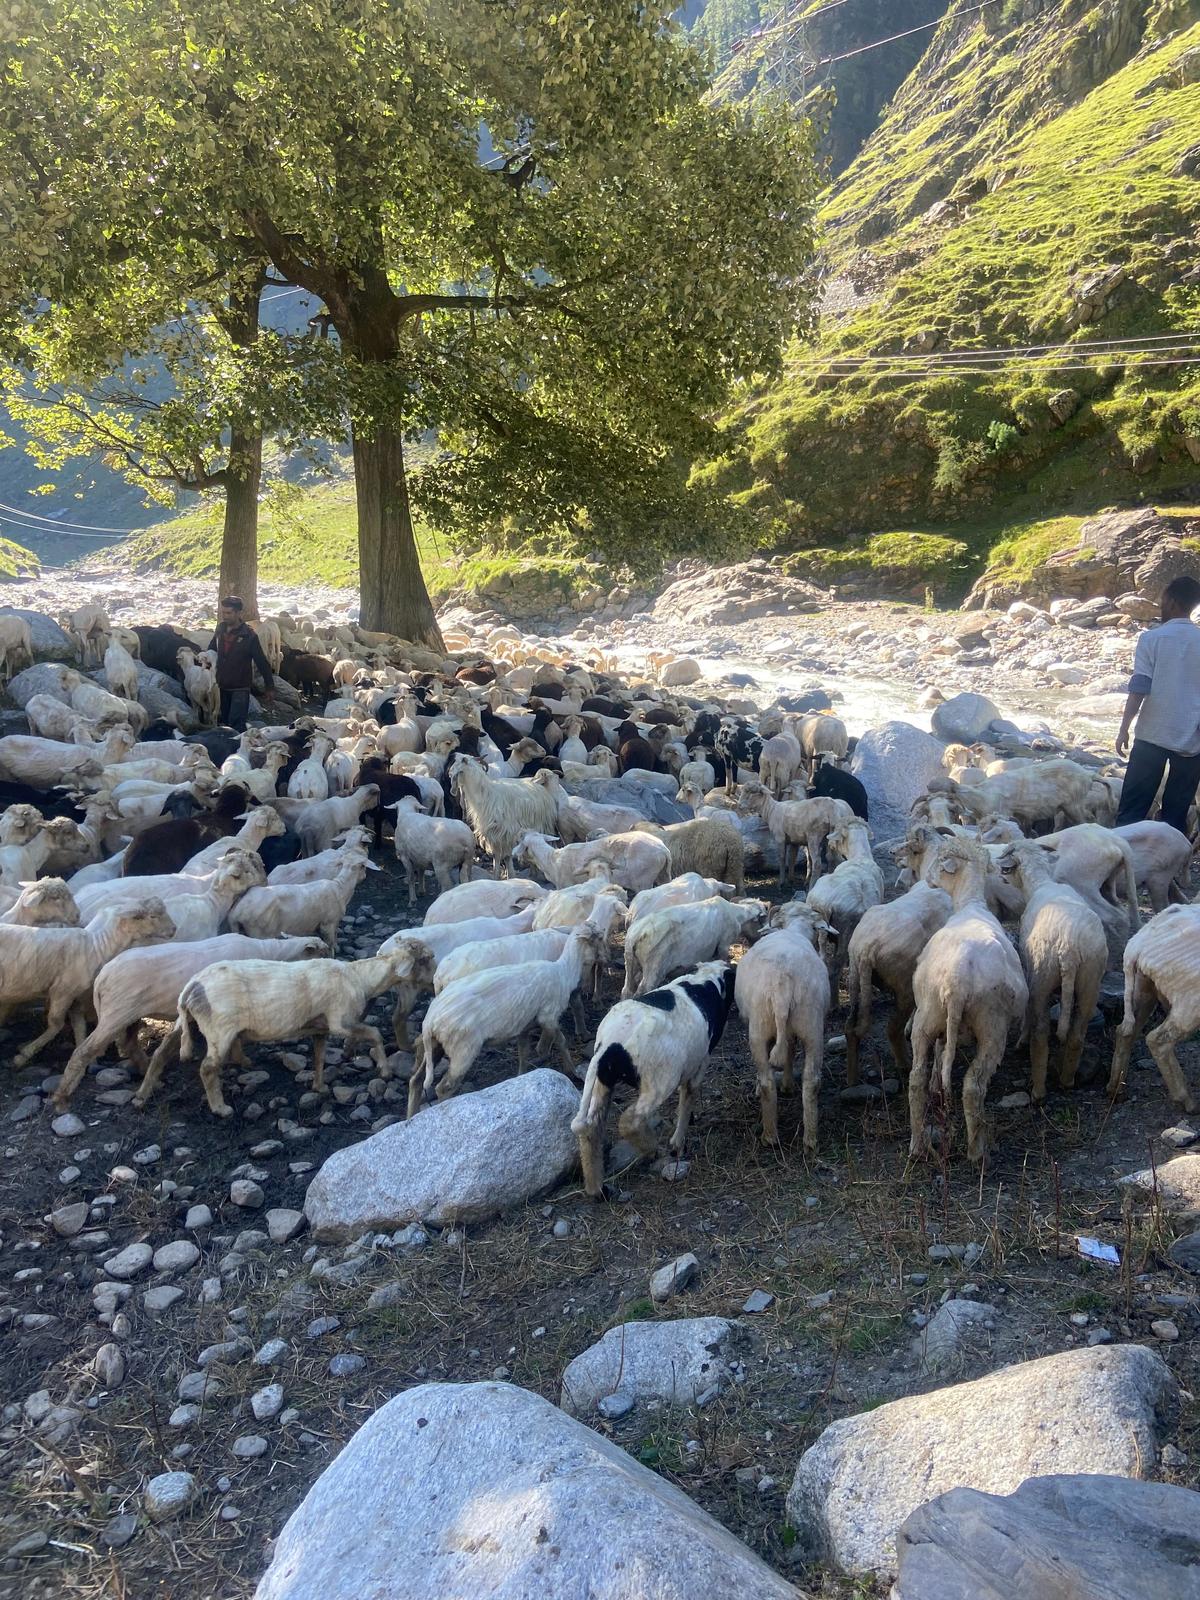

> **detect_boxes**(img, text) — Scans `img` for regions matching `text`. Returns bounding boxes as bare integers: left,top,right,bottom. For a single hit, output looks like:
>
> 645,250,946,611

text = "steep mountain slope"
703,0,1200,588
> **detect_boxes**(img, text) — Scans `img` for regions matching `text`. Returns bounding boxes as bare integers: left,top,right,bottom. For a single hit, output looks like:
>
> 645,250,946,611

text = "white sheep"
0,878,81,928
626,872,736,925
622,894,765,998
292,784,381,858
287,733,335,800
450,756,558,877
845,874,953,1085
0,733,106,791
389,796,475,906
735,901,831,1148
1107,904,1200,1113
908,837,1028,1162
1003,839,1107,1100
658,815,746,895
52,933,326,1106
103,639,141,701
409,925,603,1115
181,807,289,876
931,759,1095,831
797,711,848,779
0,900,174,1066
229,856,368,954
757,729,804,797
67,603,110,668
572,960,735,1196
531,769,646,843
421,876,547,926
1115,821,1193,913
514,829,672,893
988,821,1139,934
377,907,539,1048
269,830,373,885
249,616,283,672
0,614,33,682
0,817,53,888
739,783,852,887
804,817,884,981
173,953,406,1115
175,648,220,727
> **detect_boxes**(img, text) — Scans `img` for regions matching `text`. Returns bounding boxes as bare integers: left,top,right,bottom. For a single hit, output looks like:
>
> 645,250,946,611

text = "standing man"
1115,574,1200,834
208,595,274,731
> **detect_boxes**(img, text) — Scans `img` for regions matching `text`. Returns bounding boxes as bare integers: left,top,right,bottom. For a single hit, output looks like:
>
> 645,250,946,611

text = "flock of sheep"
0,598,1197,1195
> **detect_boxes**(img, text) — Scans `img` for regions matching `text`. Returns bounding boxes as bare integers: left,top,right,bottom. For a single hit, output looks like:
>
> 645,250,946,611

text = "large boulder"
1121,1153,1200,1217
785,1344,1177,1576
652,560,824,628
893,1474,1200,1600
304,1069,579,1239
5,661,76,709
930,692,1002,744
850,720,947,840
0,608,74,662
253,1381,799,1600
560,1318,734,1416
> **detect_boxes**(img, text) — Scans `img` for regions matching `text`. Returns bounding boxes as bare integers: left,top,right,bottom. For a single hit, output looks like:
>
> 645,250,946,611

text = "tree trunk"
352,420,444,649
218,426,262,618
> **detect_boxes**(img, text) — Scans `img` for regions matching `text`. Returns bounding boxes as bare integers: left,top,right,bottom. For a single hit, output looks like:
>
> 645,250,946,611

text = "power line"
0,510,122,540
810,0,1004,70
0,497,144,534
806,355,1200,378
794,336,1200,369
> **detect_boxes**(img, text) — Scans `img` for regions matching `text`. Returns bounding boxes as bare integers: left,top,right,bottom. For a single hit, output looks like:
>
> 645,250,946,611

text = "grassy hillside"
703,0,1200,575
0,533,39,581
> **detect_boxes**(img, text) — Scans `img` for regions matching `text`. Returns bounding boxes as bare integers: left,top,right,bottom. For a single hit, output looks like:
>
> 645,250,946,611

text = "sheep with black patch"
572,960,735,1197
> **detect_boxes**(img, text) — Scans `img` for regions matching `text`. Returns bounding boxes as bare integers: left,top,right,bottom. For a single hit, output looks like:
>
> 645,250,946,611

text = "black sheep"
615,720,658,775
809,764,869,822
123,785,253,875
132,624,199,681
480,706,523,757
357,757,424,848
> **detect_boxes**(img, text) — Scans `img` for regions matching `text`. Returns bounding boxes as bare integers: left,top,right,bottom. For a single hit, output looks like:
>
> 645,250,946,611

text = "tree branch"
242,209,346,319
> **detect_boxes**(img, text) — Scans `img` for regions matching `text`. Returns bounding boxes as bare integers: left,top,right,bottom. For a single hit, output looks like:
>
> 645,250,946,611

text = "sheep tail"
571,1051,603,1133
177,981,205,1062
1121,853,1140,930
939,994,962,1096
849,954,872,1038
1057,954,1078,1042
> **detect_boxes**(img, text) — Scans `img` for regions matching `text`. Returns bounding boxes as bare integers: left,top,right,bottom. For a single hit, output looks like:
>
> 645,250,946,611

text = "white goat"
103,639,141,701
740,784,852,887
177,648,220,727
389,797,475,906
626,873,736,925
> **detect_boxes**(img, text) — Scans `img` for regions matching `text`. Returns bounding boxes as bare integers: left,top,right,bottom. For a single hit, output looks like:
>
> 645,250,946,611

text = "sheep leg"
668,1080,695,1155
391,985,419,1052
1144,1014,1199,1113
13,995,74,1068
751,1024,779,1145
199,1050,234,1118
1059,965,1102,1090
621,950,639,1000
309,1031,329,1092
577,1082,611,1198
434,1044,479,1101
1107,977,1156,1099
406,1038,432,1119
322,920,339,957
963,1035,1004,1164
885,1002,912,1080
1026,971,1055,1103
434,861,455,894
908,1021,934,1158
55,1017,126,1107
617,1098,660,1156
800,1031,824,1154
122,1025,151,1076
569,992,587,1040
341,1021,386,1071
546,1023,574,1077
132,1025,182,1108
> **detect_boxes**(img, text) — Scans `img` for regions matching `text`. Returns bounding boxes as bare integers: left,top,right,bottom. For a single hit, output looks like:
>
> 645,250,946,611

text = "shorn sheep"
421,876,547,926
377,907,539,1048
1108,904,1200,1114
408,925,603,1116
0,614,33,682
734,902,831,1149
1003,839,1107,1100
622,894,765,998
804,817,884,981
389,797,475,906
514,829,672,894
739,784,852,887
845,872,953,1085
52,933,327,1107
908,837,1028,1163
572,960,735,1197
172,954,407,1115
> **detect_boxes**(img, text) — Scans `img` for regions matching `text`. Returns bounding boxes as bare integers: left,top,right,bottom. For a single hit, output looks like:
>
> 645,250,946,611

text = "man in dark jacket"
207,595,274,731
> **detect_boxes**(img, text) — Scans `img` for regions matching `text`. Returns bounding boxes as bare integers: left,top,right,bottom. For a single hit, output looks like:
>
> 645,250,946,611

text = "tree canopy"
0,1,818,644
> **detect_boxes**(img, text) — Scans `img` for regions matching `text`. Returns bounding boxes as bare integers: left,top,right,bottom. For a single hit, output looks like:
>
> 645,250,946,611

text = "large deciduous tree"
0,1,817,648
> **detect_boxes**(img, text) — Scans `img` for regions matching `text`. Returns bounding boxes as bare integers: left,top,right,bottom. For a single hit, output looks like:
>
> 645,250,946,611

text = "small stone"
909,1273,928,1286
152,1240,200,1275
552,1218,571,1239
306,1315,340,1340
184,1205,213,1231
198,1277,222,1305
131,1144,160,1165
928,1244,955,1263
597,1392,635,1420
100,1513,138,1550
169,1404,200,1429
9,1094,41,1123
251,1384,285,1422
51,1112,86,1138
91,1343,126,1388
105,1243,153,1280
741,1289,774,1315
1069,1312,1090,1328
231,1434,268,1459
143,1471,198,1522
999,1092,1031,1109
1161,1442,1189,1468
1151,1319,1180,1342
177,1371,222,1404
253,1338,290,1365
230,1180,264,1209
650,1252,700,1304
58,1166,81,1184
266,1208,306,1244
7,1531,49,1557
1161,1126,1199,1149
197,1339,249,1368
328,1353,365,1378
659,1157,690,1182
1087,1327,1114,1346
366,1282,406,1312
392,1223,428,1251
143,1285,184,1317
49,1202,88,1237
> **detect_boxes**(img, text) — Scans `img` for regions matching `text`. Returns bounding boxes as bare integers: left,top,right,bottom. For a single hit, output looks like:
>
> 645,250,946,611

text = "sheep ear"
934,825,955,837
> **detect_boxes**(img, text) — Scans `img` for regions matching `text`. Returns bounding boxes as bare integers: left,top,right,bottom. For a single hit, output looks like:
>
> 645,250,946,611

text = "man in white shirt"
1115,574,1200,834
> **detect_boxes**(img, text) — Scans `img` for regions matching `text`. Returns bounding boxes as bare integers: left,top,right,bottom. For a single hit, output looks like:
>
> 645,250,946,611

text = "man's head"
1161,575,1200,622
220,595,245,627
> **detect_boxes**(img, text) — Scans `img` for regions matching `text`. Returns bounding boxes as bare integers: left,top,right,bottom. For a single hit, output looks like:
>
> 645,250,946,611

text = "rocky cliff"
700,0,1200,580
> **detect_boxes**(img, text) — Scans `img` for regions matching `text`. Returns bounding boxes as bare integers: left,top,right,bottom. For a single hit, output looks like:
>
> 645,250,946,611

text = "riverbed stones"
913,1300,998,1374
785,1344,1177,1575
649,1253,700,1303
152,1240,200,1275
266,1208,306,1244
252,1381,797,1600
892,1474,1200,1600
560,1318,733,1416
105,1242,153,1280
144,1471,199,1523
304,1069,580,1238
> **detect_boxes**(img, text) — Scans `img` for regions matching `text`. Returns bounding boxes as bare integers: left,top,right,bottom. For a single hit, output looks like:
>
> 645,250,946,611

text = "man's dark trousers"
219,689,251,732
1115,738,1200,834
